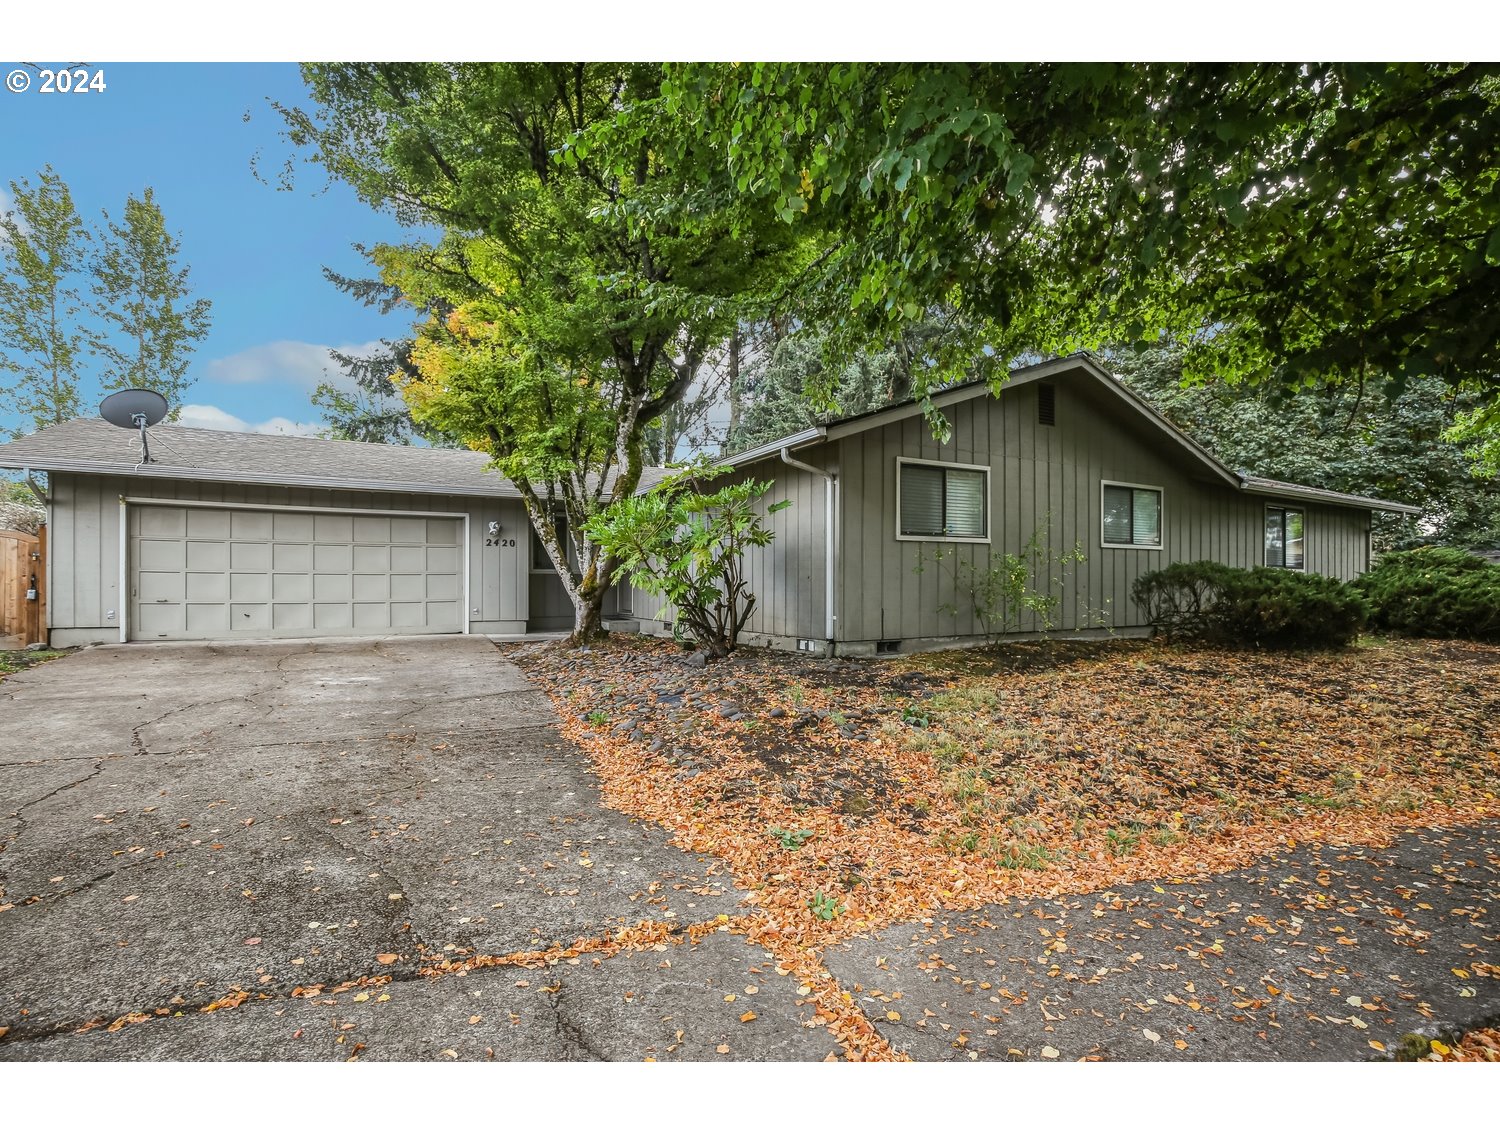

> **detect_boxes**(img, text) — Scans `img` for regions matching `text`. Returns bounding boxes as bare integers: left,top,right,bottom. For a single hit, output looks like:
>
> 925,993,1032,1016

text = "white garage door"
128,505,464,641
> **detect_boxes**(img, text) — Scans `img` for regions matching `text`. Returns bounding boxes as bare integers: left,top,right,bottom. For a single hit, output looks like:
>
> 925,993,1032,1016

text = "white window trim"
895,456,992,543
1264,504,1307,571
1100,479,1165,551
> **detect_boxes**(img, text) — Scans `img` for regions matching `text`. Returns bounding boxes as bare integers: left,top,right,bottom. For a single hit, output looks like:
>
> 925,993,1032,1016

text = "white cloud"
177,403,325,437
201,339,384,390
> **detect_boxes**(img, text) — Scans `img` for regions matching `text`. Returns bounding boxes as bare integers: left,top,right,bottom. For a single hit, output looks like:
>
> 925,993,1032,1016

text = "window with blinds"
898,461,988,539
1265,506,1305,569
1102,483,1163,547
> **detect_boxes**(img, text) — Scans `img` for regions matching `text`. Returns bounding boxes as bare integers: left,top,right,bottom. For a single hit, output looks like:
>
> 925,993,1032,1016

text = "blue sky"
0,62,415,436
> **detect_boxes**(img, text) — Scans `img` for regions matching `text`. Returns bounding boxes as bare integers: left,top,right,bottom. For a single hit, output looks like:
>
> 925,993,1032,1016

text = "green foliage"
1213,569,1368,649
917,517,1088,639
0,166,89,435
1,168,210,436
90,187,212,415
280,63,802,640
1131,561,1238,640
1354,548,1500,639
1133,562,1367,648
1110,342,1500,551
808,891,844,921
728,320,994,452
586,470,790,659
769,826,813,850
650,64,1500,439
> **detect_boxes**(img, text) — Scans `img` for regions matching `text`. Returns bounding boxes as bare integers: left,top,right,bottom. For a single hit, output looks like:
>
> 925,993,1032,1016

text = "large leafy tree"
279,64,799,641
0,166,90,436
661,63,1500,422
90,187,213,414
1109,344,1500,550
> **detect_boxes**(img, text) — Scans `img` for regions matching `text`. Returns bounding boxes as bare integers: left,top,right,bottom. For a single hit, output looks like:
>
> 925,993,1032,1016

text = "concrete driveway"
0,637,838,1060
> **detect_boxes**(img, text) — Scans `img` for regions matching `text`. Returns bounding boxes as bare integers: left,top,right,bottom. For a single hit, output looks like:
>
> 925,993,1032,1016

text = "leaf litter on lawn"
512,634,1500,1061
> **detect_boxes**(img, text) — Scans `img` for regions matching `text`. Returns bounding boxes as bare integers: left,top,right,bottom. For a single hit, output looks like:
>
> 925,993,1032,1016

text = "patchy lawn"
0,648,64,682
512,634,1500,1059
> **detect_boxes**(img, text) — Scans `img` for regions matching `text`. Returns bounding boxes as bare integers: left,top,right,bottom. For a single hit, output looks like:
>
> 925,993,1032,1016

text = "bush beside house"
1354,548,1500,640
1132,562,1365,648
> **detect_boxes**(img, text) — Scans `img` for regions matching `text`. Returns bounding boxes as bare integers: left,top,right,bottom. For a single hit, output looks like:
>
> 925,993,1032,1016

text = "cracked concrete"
0,637,831,1060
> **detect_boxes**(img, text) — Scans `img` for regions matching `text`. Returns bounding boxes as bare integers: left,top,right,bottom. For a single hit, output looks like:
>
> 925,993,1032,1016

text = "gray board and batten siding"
631,355,1401,656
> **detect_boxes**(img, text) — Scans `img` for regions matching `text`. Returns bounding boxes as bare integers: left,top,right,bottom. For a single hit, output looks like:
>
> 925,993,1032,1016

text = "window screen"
1103,484,1162,546
531,516,568,570
1265,507,1304,569
899,463,987,538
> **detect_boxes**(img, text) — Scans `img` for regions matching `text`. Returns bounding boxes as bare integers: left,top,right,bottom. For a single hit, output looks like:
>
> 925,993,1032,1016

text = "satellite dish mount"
99,388,170,466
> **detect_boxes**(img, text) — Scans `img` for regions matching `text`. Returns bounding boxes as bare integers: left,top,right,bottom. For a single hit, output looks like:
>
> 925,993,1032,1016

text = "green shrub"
1132,562,1366,648
1213,568,1367,648
1354,548,1500,639
1131,561,1237,639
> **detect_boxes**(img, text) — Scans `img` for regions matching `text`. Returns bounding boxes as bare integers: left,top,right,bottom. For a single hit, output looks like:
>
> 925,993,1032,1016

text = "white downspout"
779,447,837,651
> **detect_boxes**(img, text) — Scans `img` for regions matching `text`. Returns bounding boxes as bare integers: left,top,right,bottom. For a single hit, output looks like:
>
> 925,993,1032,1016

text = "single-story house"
0,353,1417,653
0,421,647,647
626,353,1419,655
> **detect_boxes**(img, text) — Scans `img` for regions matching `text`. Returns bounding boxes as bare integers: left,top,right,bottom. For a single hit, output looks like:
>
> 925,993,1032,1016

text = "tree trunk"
568,586,607,645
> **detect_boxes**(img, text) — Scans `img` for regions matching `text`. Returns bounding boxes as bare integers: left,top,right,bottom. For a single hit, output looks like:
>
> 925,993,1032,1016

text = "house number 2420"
486,536,517,547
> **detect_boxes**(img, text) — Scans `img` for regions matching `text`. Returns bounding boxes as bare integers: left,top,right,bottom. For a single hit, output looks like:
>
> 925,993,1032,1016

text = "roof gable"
718,353,1419,515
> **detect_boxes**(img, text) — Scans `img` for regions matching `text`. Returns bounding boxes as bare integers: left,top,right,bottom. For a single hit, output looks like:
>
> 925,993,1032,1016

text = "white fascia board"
0,458,520,500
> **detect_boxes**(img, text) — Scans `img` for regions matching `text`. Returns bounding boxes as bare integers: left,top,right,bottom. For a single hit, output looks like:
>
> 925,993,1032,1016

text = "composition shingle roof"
0,418,670,499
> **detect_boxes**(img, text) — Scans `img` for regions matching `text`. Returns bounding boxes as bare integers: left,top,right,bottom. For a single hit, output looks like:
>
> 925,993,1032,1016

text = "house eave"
713,426,827,471
1238,478,1421,515
0,457,521,500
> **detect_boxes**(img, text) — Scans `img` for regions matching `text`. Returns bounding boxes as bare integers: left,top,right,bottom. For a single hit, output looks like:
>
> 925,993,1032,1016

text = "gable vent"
1037,384,1056,426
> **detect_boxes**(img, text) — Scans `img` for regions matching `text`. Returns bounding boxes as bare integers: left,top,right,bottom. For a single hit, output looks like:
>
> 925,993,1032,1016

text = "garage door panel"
391,546,426,573
354,516,391,543
231,542,271,570
139,507,186,537
315,514,353,542
314,544,352,571
273,543,311,571
314,603,353,630
426,602,459,630
314,573,352,601
391,519,425,544
231,511,273,540
186,572,228,602
129,505,464,641
137,602,184,636
353,545,389,572
139,539,186,570
187,603,229,635
188,540,230,571
390,573,425,601
138,570,184,603
273,572,312,601
231,572,271,602
390,602,425,628
186,508,232,538
353,574,388,601
273,512,315,541
231,603,271,631
353,602,391,629
273,603,312,631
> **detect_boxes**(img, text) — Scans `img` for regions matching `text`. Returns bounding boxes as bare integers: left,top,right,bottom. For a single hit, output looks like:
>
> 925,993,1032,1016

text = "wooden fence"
0,527,46,648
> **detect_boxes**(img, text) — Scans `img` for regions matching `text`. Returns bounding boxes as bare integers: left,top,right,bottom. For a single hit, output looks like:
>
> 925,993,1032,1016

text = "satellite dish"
100,388,170,465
